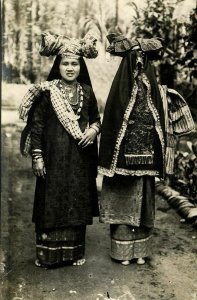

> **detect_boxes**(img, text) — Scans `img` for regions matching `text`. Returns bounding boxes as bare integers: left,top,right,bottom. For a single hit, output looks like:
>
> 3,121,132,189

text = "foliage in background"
2,0,196,106
128,0,197,90
2,0,119,84
178,6,197,79
170,144,197,204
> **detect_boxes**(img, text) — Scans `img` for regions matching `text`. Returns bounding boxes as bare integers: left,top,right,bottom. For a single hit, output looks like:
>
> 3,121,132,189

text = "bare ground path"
1,120,197,300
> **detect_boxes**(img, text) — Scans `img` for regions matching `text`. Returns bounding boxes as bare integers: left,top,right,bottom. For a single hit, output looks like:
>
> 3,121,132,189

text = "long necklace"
59,80,84,116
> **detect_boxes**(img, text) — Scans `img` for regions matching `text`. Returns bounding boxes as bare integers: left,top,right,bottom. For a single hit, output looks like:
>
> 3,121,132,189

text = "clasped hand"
78,128,97,148
32,158,46,178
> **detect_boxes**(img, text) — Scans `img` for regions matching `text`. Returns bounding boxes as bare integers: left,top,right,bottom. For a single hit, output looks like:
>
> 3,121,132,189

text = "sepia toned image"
1,0,197,299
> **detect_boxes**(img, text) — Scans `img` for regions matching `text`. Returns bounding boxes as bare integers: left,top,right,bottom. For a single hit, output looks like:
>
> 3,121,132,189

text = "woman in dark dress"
19,32,100,268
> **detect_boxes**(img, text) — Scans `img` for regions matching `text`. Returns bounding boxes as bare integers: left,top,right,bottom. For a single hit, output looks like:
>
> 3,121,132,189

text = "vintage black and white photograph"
1,0,197,299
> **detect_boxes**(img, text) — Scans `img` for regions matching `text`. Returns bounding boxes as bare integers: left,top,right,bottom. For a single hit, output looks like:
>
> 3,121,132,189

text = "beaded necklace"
59,80,84,116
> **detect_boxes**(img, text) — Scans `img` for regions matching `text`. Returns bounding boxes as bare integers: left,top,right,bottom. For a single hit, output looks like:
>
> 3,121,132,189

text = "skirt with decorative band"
110,225,153,261
36,226,86,266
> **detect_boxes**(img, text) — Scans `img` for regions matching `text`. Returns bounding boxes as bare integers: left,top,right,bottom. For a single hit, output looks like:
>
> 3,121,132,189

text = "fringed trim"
165,146,175,175
106,79,139,176
125,154,153,165
98,166,159,177
142,73,165,175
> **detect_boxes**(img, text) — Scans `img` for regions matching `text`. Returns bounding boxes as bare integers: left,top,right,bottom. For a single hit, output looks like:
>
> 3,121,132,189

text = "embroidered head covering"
39,32,98,59
106,33,164,59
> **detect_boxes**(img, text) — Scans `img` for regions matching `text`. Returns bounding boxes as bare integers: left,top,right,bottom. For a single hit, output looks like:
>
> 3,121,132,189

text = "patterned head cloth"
106,33,164,57
39,32,98,59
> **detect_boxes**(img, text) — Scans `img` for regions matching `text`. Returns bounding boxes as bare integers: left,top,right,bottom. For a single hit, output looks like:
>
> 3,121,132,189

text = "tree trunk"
115,0,119,27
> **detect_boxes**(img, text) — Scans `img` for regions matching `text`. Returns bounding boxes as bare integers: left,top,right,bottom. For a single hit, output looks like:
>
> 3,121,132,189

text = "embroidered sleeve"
168,89,195,135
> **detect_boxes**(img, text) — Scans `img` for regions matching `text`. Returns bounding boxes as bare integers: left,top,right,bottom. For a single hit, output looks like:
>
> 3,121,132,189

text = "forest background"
2,0,197,113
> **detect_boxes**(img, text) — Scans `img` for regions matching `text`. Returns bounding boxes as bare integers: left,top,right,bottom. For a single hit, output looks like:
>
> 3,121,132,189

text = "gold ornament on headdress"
39,32,98,59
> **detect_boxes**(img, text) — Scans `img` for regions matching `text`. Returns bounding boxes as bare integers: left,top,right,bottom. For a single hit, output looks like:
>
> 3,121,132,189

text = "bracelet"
90,124,100,134
32,149,43,161
32,155,43,160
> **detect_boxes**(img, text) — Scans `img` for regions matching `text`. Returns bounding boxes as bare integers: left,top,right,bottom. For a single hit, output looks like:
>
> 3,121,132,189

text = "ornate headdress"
39,32,98,59
106,33,164,57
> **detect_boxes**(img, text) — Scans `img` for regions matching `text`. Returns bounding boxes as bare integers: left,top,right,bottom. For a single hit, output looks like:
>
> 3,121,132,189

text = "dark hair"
47,55,92,86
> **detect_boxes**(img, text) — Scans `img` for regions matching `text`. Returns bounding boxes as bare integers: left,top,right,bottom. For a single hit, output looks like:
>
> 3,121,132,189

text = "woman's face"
59,56,80,83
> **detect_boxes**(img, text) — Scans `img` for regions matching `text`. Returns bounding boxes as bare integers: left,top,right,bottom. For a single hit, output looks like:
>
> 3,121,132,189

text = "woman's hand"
32,158,46,179
78,128,97,148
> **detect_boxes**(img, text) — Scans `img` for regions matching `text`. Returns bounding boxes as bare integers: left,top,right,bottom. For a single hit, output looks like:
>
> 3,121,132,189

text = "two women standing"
19,32,195,268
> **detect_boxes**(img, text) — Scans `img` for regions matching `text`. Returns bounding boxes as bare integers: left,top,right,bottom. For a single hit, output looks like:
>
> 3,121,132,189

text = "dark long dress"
31,82,100,266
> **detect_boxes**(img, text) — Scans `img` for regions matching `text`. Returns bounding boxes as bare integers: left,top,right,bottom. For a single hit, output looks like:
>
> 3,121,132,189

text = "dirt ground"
1,120,197,300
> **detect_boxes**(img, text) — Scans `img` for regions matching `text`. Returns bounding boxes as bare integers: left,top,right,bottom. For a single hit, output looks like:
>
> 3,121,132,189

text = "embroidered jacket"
98,51,195,178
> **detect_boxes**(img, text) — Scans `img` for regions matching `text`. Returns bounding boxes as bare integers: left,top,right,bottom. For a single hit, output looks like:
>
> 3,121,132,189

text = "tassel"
165,146,175,174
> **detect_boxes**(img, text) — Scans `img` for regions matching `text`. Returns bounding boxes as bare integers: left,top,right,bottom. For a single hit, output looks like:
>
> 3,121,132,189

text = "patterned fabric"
36,226,86,266
100,175,155,227
98,50,166,178
124,74,155,165
98,62,164,177
110,225,153,261
106,33,163,56
19,81,57,120
159,85,195,174
19,80,83,139
49,83,84,140
100,176,143,226
19,80,101,156
168,89,195,135
138,38,163,52
39,32,98,58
